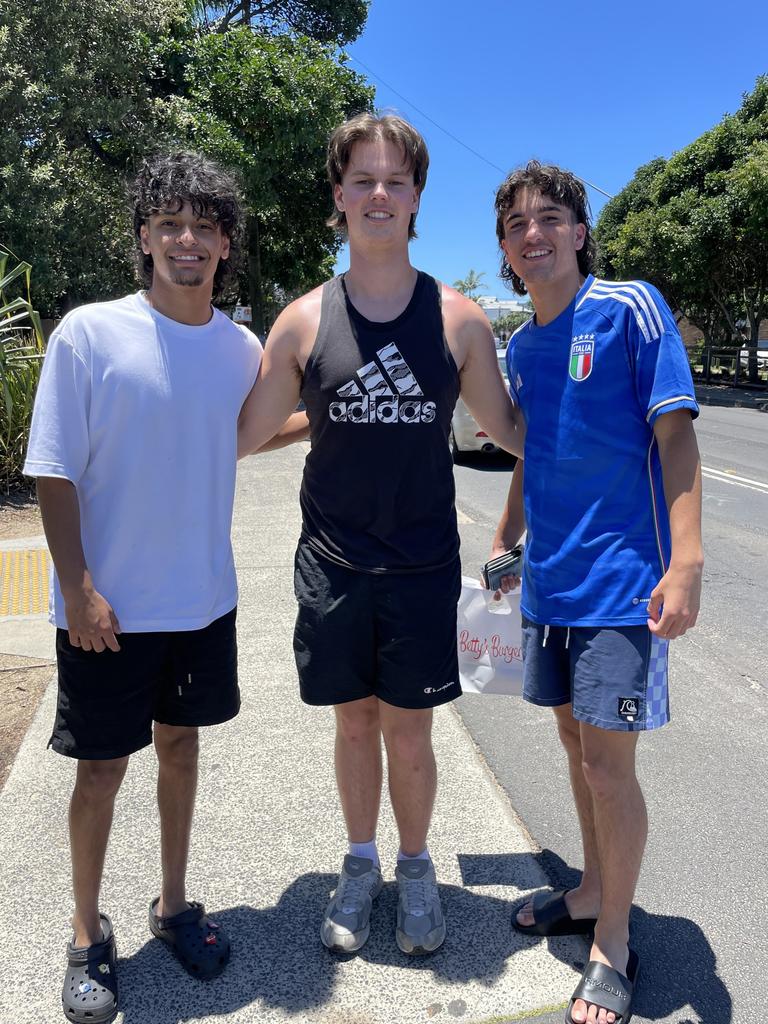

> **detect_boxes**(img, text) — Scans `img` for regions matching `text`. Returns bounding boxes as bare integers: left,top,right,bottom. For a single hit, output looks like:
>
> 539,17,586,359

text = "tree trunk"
247,214,265,337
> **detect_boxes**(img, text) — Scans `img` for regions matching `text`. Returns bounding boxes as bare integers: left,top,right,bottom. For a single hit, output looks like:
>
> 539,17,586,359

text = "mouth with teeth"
170,254,205,263
365,211,394,220
523,248,553,260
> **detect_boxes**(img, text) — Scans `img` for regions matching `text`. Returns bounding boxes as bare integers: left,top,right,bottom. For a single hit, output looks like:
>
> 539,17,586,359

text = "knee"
75,757,128,801
580,753,633,801
384,723,433,768
336,704,380,745
154,727,199,768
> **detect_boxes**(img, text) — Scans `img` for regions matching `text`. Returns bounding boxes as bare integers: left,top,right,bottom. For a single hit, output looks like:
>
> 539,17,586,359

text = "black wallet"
481,546,524,590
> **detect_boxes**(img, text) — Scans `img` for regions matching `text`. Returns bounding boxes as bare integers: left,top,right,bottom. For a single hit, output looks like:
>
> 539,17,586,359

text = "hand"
63,585,122,652
485,545,521,601
647,561,702,639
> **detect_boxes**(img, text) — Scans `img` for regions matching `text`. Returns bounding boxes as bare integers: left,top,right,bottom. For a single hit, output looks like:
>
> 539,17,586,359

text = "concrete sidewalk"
0,445,582,1024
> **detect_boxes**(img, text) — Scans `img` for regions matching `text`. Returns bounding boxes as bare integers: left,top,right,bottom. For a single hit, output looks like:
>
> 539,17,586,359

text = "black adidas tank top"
299,271,461,573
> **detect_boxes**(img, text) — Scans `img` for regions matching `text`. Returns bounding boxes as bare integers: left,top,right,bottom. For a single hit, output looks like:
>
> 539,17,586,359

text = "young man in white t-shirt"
24,152,303,1023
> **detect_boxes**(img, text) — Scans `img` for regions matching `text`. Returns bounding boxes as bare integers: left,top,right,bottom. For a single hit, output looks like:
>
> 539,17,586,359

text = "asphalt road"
452,405,768,1024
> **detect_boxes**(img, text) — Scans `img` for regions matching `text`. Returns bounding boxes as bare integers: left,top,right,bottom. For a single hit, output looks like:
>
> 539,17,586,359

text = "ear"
333,182,345,212
410,186,420,214
139,223,151,255
574,222,587,251
220,232,231,261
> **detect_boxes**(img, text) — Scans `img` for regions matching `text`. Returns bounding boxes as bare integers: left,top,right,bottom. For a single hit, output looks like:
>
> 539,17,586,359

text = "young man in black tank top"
239,114,524,955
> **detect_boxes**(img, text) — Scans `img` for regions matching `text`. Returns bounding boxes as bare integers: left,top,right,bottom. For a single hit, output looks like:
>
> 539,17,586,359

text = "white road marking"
701,466,768,495
456,508,474,524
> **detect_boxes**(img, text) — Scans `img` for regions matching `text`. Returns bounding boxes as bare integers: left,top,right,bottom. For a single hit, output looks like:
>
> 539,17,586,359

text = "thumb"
646,586,662,629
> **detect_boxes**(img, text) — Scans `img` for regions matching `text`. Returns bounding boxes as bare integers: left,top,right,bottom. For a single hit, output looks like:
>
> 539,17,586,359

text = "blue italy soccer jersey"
506,275,698,627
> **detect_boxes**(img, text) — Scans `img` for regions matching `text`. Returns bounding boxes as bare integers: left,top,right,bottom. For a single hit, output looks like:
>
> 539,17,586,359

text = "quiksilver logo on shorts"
330,342,436,424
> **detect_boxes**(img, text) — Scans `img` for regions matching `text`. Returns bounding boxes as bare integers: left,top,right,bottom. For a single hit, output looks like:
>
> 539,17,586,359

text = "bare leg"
154,724,199,918
334,697,382,844
570,724,645,1024
70,757,129,947
378,704,435,856
516,704,601,927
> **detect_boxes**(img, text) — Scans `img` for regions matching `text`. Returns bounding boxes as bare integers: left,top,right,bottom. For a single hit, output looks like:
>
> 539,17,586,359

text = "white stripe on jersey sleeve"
645,395,696,423
578,279,660,344
591,283,662,340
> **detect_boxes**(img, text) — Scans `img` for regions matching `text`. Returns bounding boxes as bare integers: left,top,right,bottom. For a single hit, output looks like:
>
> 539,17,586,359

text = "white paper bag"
457,575,523,696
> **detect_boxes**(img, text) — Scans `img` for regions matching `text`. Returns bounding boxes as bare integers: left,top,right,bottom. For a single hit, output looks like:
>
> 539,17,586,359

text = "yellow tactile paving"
0,548,49,617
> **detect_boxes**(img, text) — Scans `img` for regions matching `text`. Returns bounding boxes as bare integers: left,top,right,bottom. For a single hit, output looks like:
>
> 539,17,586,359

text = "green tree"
0,0,372,324
493,310,530,337
595,76,768,382
453,269,486,301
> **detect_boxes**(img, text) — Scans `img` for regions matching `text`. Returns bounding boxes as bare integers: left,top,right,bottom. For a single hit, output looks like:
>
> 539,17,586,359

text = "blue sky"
334,0,767,299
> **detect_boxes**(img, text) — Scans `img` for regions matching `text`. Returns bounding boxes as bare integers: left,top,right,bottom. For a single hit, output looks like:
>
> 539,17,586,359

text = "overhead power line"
348,55,615,201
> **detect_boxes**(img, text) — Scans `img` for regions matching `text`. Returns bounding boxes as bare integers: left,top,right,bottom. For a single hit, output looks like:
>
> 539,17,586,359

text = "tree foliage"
453,269,486,301
595,76,768,381
0,0,372,324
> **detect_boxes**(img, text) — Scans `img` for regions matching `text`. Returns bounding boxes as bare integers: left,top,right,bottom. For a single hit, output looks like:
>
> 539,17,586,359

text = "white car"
450,353,513,460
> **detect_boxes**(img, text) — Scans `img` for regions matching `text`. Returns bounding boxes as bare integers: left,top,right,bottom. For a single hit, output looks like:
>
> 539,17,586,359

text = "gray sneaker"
395,857,446,954
320,855,383,952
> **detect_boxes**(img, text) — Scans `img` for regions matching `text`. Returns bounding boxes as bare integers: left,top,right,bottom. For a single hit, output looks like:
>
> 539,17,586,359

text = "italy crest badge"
569,335,594,381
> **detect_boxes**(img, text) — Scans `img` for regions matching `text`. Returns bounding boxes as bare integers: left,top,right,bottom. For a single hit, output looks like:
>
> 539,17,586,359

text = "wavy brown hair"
131,152,244,301
495,160,596,295
326,113,429,239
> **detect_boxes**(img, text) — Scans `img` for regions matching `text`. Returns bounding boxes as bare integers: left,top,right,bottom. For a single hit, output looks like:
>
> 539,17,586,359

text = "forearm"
256,411,310,453
36,477,93,597
474,404,526,460
492,462,526,552
658,426,704,569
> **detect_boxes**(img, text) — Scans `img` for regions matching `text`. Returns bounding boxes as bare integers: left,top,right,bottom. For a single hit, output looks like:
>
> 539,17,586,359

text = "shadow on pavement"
117,872,535,1022
459,849,733,1024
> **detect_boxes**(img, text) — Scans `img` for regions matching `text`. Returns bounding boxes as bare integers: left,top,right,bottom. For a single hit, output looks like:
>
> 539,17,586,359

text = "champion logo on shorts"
424,681,456,694
618,697,640,722
569,335,595,381
329,343,436,424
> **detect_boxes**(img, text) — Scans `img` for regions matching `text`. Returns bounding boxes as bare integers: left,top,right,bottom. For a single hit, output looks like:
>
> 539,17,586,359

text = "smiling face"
139,202,230,294
500,187,586,299
333,139,420,249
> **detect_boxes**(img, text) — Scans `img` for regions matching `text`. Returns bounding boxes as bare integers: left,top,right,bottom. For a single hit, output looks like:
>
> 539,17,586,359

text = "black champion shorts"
293,541,462,709
50,607,239,760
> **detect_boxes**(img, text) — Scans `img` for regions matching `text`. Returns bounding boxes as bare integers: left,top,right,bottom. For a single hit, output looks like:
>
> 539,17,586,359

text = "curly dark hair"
130,152,244,301
326,113,429,240
494,160,596,296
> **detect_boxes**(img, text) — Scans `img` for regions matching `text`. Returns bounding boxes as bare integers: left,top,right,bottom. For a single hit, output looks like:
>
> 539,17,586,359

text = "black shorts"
51,607,239,760
293,541,462,709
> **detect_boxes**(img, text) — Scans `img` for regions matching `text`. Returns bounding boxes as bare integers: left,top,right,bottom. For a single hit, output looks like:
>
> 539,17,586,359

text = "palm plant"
0,244,46,493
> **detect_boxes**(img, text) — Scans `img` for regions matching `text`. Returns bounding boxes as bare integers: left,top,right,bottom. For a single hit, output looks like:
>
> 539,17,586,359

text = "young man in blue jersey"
490,161,702,1024
238,113,524,957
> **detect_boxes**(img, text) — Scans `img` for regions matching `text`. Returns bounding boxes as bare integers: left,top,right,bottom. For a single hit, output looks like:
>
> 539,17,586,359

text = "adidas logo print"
330,342,436,425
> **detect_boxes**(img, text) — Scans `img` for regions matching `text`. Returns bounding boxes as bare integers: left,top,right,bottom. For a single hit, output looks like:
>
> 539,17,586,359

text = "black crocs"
148,898,230,980
61,913,118,1024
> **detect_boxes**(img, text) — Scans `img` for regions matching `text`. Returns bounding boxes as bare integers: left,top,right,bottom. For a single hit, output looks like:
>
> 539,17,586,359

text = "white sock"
349,839,379,866
397,846,429,863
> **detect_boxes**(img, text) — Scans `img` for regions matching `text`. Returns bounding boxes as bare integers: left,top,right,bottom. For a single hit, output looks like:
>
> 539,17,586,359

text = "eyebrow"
505,204,564,220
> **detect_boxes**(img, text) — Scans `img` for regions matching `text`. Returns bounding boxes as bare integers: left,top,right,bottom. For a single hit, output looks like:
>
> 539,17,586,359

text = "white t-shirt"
24,292,263,631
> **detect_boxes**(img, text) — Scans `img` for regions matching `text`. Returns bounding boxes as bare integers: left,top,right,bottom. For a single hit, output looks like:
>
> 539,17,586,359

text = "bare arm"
443,289,525,458
647,410,703,638
255,411,310,453
237,302,310,459
36,477,121,652
489,461,525,595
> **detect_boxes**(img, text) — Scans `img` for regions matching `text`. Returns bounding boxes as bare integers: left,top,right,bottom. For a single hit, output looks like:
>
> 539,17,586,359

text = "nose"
523,218,542,242
370,180,388,199
176,224,198,246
